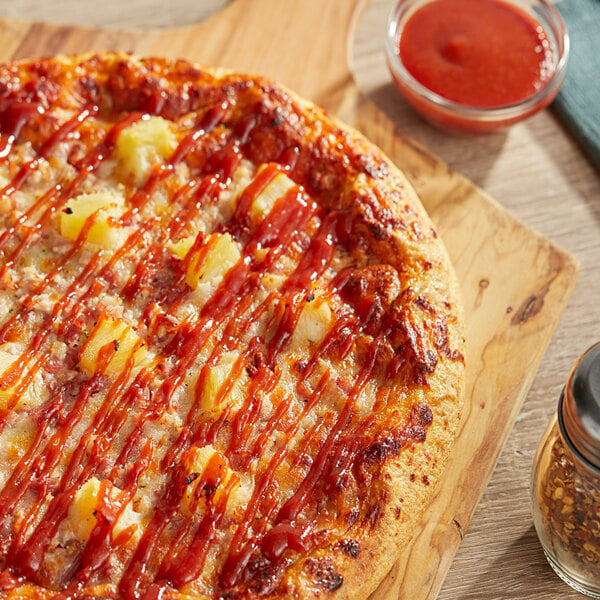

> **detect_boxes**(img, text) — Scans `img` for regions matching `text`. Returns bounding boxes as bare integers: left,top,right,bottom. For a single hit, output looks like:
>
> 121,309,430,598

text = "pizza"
0,53,464,599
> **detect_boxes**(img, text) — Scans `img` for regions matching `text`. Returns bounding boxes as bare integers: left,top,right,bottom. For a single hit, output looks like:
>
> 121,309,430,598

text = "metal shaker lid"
561,342,600,470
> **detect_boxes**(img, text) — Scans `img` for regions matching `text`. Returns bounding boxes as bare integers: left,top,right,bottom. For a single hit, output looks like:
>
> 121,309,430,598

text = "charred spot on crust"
406,425,426,443
359,403,433,469
365,501,384,528
432,317,464,362
354,187,404,243
405,407,432,441
411,402,433,428
361,436,404,466
346,508,360,527
386,305,439,384
245,553,285,596
338,265,400,309
414,295,435,315
270,107,285,128
304,558,343,592
336,539,360,558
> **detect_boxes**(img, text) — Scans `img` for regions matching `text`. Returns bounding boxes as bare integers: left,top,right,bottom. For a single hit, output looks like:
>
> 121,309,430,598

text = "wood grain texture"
0,0,589,598
0,0,229,29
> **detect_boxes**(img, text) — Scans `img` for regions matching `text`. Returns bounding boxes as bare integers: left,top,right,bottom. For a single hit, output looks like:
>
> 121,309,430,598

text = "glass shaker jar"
532,342,600,597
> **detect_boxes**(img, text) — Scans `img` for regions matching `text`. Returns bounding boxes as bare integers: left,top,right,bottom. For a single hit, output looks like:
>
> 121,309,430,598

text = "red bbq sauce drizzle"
0,61,445,600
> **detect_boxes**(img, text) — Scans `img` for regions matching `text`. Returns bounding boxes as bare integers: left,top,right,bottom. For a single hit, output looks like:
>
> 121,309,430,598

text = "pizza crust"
0,53,464,599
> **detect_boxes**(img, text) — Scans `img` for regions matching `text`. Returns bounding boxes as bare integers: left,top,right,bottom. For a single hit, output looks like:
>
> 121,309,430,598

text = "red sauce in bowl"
386,0,568,132
399,0,554,107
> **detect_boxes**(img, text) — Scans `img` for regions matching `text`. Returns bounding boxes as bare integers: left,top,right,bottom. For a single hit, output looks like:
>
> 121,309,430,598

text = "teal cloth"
553,0,600,170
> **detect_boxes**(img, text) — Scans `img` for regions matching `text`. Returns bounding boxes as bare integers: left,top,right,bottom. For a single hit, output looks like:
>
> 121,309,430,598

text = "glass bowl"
384,0,570,134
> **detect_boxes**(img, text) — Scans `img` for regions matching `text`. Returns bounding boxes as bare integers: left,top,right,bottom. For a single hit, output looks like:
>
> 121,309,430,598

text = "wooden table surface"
0,1,598,599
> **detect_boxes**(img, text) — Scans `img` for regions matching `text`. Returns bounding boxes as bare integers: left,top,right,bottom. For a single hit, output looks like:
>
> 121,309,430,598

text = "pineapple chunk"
186,232,241,291
168,235,195,261
115,115,176,183
80,314,151,377
290,296,333,348
60,191,124,247
68,476,101,540
250,165,296,219
180,445,243,515
67,477,142,542
198,350,247,415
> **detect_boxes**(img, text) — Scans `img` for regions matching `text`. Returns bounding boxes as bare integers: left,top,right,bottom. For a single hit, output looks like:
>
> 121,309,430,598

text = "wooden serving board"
0,1,579,598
